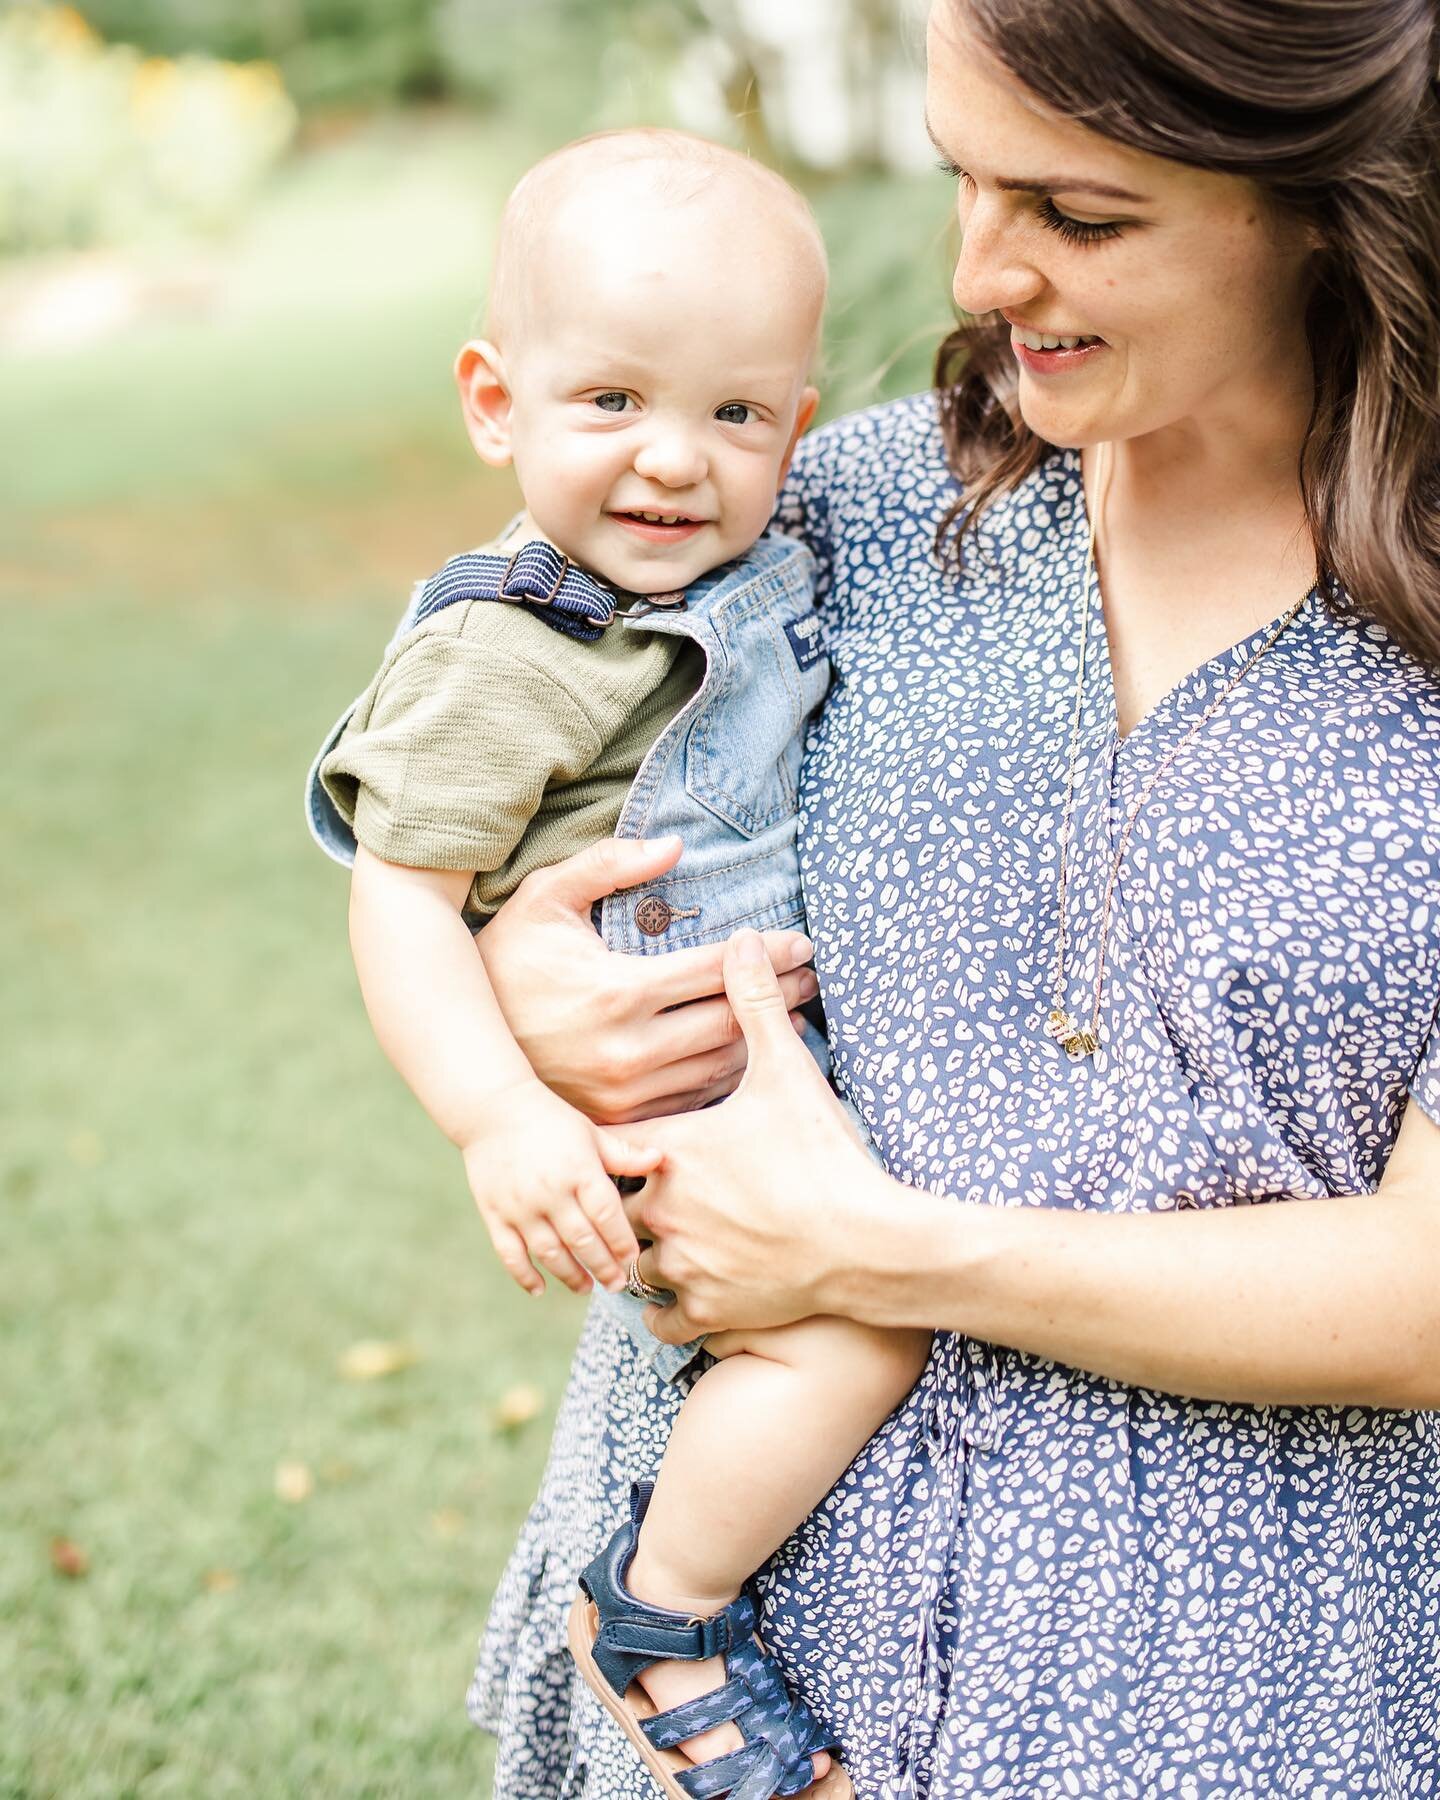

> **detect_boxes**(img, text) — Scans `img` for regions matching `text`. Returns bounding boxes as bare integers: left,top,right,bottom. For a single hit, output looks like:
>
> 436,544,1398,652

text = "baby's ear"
777,386,821,490
455,340,513,467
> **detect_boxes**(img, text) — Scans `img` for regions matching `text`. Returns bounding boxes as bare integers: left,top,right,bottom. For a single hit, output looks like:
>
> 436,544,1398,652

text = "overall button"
634,894,701,936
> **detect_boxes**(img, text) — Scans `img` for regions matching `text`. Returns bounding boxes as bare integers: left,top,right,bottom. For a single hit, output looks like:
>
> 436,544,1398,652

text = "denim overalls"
305,529,864,1380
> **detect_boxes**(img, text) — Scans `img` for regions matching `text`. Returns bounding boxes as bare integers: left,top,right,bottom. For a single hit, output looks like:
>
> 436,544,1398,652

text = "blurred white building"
673,0,934,172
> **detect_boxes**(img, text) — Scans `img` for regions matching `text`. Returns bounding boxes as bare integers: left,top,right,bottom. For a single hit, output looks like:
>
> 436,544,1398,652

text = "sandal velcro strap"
596,1609,734,1672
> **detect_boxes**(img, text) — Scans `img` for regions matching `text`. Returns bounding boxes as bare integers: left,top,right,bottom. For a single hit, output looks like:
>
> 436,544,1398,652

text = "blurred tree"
70,0,930,168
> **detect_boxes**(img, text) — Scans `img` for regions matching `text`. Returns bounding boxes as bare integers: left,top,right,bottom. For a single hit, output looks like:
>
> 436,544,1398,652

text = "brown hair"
935,0,1440,667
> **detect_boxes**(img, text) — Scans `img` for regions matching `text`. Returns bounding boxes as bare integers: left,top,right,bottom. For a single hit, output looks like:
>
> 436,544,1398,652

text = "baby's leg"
624,1317,932,1770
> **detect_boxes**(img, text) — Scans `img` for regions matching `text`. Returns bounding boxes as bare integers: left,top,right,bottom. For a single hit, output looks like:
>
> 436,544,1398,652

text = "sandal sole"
567,1592,854,1800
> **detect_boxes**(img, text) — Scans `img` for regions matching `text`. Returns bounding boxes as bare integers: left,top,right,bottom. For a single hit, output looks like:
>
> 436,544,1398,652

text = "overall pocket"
683,594,830,838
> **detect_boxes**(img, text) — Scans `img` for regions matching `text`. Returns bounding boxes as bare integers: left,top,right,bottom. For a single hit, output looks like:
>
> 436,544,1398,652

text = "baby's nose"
632,430,707,488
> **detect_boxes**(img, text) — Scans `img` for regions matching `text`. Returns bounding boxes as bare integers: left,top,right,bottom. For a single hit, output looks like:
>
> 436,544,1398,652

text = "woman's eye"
593,392,631,413
1037,197,1125,246
715,403,754,425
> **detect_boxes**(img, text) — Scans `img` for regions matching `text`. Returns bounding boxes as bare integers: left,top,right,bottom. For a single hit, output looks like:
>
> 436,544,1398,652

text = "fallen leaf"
338,1339,418,1382
202,1568,239,1593
493,1382,544,1432
274,1460,314,1504
431,1508,465,1539
49,1537,89,1578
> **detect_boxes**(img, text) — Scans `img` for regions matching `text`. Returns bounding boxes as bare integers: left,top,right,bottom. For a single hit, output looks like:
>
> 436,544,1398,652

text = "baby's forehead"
489,132,827,347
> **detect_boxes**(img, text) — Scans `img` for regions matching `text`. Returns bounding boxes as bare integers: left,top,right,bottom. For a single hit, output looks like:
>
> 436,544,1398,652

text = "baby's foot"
625,1556,831,1786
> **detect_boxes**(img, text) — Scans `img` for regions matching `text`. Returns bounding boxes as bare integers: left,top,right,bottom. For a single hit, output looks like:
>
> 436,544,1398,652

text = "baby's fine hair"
486,127,828,344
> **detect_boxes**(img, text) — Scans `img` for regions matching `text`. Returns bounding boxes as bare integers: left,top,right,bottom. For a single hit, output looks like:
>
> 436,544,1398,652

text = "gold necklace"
1045,443,1311,1060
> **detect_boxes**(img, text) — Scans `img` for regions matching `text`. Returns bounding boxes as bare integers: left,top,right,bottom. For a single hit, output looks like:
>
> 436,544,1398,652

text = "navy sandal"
567,1483,852,1800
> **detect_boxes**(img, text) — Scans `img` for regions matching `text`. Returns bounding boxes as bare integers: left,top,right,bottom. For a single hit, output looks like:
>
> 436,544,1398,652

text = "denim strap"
410,542,616,642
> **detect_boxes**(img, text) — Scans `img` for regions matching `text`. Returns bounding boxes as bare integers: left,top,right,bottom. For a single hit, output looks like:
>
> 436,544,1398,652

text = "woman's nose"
949,199,1045,322
632,429,707,488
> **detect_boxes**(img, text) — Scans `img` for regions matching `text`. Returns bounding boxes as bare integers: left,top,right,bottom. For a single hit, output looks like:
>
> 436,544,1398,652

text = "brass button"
634,894,674,936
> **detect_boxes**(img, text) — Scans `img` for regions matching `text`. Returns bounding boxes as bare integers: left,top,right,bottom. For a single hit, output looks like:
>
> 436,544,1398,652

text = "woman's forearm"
836,1163,1440,1409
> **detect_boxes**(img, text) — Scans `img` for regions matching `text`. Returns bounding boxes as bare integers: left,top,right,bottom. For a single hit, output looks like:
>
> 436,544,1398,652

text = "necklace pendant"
1046,1008,1099,1058
1045,1007,1077,1044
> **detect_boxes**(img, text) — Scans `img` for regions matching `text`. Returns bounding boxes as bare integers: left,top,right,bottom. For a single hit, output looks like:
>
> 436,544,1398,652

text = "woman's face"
926,4,1319,453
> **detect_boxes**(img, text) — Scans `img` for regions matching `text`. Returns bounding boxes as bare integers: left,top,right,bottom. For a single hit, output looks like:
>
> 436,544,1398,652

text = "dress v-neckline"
1065,447,1315,753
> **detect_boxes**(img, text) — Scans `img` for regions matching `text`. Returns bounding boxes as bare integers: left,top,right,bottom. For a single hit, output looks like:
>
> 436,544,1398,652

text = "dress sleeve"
317,632,603,874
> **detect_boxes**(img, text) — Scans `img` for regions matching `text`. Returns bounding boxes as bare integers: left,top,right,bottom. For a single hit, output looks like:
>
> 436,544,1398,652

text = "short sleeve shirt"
318,547,702,918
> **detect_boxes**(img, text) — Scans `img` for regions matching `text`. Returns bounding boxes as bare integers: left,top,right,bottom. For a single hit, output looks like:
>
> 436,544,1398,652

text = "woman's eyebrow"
924,116,1151,204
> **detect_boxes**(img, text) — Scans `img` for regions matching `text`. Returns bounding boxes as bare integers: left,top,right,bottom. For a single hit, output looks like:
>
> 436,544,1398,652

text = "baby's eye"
593,392,631,413
715,402,754,425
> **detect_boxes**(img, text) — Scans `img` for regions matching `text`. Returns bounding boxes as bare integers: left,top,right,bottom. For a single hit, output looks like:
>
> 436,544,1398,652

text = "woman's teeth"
1017,330,1102,351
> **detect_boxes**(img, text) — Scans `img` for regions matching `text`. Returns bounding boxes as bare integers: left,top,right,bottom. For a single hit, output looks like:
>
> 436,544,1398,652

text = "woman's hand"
619,929,894,1343
476,836,820,1122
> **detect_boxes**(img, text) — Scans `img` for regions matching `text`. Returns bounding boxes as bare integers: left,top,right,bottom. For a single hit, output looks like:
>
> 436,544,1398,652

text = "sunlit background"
2,2,954,1790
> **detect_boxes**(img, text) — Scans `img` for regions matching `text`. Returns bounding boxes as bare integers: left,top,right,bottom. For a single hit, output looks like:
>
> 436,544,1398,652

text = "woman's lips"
610,513,708,544
1012,336,1108,377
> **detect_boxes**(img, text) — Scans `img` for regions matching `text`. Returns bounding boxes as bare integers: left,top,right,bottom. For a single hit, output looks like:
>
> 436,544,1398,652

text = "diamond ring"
623,1257,673,1305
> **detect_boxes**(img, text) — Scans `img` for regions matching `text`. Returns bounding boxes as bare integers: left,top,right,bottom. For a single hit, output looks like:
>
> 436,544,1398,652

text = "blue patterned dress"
471,394,1440,1799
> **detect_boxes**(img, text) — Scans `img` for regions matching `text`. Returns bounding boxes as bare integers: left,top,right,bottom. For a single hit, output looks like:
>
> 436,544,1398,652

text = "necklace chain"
1046,444,1310,1061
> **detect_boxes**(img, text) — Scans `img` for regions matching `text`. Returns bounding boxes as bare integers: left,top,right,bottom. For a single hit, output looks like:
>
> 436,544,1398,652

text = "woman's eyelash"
1036,197,1125,246
936,157,1125,246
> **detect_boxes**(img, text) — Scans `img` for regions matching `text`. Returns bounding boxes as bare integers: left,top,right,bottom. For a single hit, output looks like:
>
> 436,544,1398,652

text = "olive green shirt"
318,553,703,920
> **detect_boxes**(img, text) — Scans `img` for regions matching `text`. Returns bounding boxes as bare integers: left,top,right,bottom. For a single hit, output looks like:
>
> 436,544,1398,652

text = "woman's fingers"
644,967,819,1068
641,929,814,1011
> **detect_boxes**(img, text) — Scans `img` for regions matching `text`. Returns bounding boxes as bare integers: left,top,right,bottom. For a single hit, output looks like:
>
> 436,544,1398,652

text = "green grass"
0,111,951,1796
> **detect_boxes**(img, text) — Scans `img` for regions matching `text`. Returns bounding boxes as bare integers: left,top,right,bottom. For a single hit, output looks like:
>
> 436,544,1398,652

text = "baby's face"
481,179,822,594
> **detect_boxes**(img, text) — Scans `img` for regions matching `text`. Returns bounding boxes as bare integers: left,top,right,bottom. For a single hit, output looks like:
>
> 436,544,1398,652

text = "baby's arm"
347,844,655,1296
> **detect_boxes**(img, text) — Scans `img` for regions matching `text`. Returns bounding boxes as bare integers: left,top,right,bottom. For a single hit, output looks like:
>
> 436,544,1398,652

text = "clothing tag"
783,613,824,672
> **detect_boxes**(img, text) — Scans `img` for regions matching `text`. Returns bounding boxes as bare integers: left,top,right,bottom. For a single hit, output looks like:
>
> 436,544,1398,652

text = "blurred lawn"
0,113,951,1796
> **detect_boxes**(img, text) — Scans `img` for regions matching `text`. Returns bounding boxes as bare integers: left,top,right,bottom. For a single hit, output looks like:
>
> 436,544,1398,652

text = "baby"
305,130,929,1800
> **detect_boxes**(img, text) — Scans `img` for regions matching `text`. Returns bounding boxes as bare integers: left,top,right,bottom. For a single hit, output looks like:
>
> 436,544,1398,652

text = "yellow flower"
29,5,98,56
129,55,180,127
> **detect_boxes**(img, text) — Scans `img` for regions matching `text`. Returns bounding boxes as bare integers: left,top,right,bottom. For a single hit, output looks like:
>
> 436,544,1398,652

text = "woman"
470,1,1440,1793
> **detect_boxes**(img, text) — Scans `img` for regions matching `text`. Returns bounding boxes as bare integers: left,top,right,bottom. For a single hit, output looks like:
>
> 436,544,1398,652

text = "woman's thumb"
535,834,683,913
723,928,798,1066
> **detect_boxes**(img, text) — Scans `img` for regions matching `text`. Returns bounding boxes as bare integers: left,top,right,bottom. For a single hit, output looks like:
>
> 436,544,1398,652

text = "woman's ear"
776,386,821,491
455,339,514,467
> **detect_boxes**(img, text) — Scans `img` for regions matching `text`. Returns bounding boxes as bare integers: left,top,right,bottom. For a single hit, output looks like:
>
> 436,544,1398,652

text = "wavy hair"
936,0,1440,666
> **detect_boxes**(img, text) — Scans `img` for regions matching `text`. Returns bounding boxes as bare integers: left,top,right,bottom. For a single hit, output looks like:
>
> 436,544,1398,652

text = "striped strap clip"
411,541,618,642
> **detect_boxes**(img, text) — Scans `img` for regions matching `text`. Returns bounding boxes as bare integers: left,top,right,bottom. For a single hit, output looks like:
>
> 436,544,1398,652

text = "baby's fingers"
570,1177,641,1288
596,1126,664,1182
486,1218,545,1298
527,1221,592,1296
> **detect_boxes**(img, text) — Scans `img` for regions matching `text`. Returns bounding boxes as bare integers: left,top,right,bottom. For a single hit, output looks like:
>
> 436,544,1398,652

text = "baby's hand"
460,1081,657,1297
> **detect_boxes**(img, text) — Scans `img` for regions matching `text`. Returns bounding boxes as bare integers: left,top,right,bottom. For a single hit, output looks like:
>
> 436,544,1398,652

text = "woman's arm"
625,931,1440,1410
